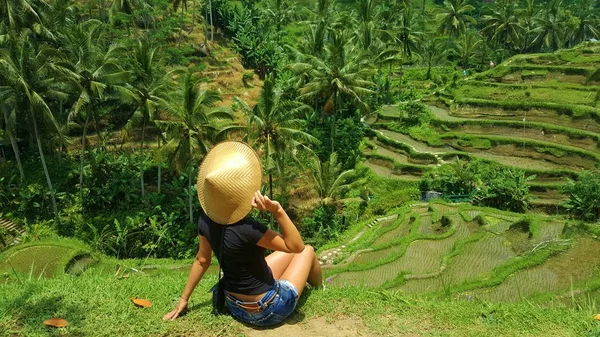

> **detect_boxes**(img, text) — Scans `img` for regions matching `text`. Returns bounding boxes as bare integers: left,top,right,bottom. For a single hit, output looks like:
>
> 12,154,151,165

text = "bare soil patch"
243,315,378,337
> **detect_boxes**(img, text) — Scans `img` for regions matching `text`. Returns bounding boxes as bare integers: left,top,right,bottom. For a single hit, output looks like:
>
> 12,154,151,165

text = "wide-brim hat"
197,141,262,225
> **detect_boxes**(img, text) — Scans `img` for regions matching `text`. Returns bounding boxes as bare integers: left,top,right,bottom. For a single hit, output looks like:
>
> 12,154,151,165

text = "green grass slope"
1,238,599,336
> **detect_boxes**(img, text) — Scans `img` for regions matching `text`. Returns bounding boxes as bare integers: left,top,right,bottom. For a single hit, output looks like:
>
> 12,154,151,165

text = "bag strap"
217,226,225,281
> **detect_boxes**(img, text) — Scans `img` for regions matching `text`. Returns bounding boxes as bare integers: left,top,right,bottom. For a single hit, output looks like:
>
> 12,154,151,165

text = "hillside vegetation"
365,42,600,212
1,0,600,335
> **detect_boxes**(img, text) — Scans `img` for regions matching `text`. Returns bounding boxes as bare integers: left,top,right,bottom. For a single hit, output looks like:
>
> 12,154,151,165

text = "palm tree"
300,21,328,57
517,0,538,52
235,74,318,199
481,1,525,51
308,152,355,205
396,6,421,58
0,0,46,31
418,37,446,79
123,39,169,199
290,30,375,152
61,21,130,200
262,0,296,38
570,0,600,45
453,29,481,69
0,100,25,181
156,69,236,226
436,0,476,38
531,0,566,51
0,30,70,222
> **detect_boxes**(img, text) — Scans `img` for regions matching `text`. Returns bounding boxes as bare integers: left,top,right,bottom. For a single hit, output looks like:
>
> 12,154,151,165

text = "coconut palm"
61,20,130,200
453,29,482,68
235,74,318,199
308,152,355,205
531,5,566,51
0,30,70,221
436,0,476,38
517,0,538,52
299,18,330,57
418,37,446,80
262,0,296,37
570,0,600,45
481,1,525,50
0,99,24,181
0,0,46,30
123,39,169,199
396,6,421,58
290,30,375,152
156,69,236,226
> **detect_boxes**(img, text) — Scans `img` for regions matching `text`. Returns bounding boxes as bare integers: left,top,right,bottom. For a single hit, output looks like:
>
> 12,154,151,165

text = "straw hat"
197,141,262,225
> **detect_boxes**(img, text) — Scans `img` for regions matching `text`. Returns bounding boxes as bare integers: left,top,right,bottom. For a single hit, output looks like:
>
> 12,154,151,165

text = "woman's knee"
301,245,315,257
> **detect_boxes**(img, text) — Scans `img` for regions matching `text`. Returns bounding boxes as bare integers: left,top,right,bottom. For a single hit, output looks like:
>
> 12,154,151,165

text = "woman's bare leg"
265,251,295,279
279,245,322,297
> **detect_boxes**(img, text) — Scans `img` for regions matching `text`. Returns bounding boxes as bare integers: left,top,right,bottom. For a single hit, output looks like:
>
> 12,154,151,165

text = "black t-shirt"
198,212,275,294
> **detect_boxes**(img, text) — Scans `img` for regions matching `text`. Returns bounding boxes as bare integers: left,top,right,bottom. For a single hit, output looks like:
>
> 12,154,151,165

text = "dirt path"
242,316,380,337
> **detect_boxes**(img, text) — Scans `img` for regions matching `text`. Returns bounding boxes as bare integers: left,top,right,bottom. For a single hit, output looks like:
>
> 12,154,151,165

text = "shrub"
475,167,535,213
561,170,600,221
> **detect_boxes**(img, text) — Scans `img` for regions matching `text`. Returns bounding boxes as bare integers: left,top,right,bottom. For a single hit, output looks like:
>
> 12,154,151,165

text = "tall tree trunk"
191,0,195,31
157,136,162,194
188,134,193,227
3,109,25,181
179,5,185,44
31,108,59,223
209,0,213,41
80,115,90,203
331,91,340,153
100,0,106,21
93,110,103,150
140,113,147,200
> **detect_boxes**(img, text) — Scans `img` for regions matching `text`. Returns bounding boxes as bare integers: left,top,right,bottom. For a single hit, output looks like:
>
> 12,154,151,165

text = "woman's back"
198,212,274,295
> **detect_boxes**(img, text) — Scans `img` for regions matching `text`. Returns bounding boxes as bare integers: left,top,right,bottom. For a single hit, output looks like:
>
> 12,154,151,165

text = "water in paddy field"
328,204,600,302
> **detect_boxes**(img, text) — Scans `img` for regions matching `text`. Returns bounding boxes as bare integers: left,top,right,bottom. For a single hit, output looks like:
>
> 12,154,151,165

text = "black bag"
210,228,228,316
210,279,227,315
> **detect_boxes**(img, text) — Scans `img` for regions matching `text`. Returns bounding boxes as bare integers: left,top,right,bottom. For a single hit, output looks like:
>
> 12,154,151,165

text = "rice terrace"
1,0,600,335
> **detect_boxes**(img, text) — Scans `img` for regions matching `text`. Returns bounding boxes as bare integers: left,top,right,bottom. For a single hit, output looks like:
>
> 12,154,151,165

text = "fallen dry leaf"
131,298,152,308
594,314,600,321
43,318,68,328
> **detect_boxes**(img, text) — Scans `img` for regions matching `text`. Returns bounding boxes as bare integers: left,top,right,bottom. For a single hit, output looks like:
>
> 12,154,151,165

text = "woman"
163,141,323,327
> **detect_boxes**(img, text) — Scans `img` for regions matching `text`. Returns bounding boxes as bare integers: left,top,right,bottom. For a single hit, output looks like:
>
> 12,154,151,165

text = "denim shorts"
225,279,299,327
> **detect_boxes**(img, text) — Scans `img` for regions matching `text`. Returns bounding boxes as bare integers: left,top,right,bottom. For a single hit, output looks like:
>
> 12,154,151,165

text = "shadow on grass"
4,282,87,335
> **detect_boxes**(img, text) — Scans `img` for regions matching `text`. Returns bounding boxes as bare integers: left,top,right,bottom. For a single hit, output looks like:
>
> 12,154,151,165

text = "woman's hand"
251,191,281,214
163,298,188,321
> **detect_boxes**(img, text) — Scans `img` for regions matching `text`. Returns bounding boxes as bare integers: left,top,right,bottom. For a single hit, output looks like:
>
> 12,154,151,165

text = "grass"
441,132,600,164
1,270,599,336
429,118,600,150
454,83,597,107
408,124,445,147
0,239,98,280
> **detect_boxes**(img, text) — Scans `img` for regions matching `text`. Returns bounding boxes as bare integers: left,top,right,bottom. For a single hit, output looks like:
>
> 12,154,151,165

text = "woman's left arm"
163,235,212,320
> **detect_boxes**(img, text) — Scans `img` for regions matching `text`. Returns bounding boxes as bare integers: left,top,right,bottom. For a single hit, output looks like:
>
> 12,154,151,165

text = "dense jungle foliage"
1,0,599,258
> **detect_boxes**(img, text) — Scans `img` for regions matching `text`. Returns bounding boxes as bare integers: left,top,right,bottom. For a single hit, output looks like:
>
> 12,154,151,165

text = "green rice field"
326,202,600,302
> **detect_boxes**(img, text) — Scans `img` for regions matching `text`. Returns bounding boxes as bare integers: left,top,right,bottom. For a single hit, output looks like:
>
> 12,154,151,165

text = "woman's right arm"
163,235,212,320
253,191,305,253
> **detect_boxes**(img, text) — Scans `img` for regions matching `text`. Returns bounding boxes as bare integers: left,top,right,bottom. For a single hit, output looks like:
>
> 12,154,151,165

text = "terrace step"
318,214,399,266
0,218,24,247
